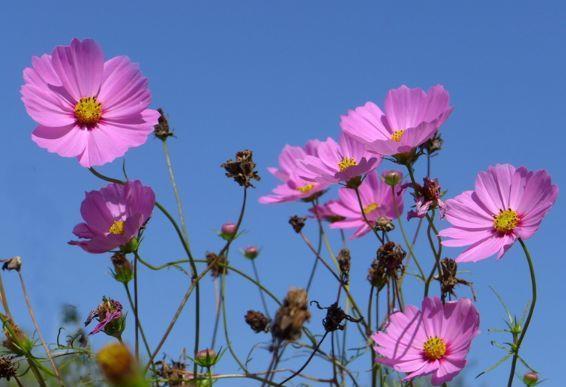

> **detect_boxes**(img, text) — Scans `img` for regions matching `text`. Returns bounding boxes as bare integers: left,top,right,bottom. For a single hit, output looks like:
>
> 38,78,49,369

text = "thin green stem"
353,186,384,243
507,239,537,387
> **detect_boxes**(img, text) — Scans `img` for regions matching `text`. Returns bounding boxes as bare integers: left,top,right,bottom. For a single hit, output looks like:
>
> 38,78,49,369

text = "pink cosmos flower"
298,135,381,185
21,38,160,167
372,297,479,385
69,180,155,253
328,173,404,238
259,140,329,204
340,85,452,156
439,164,558,262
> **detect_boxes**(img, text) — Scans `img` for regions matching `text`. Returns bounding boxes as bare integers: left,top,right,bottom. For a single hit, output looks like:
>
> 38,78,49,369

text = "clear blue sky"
0,1,564,385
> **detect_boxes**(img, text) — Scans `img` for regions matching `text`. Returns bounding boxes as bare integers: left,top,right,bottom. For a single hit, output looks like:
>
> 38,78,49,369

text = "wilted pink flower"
259,140,329,204
340,85,452,156
328,173,404,238
298,135,381,185
85,297,124,336
407,177,445,220
308,200,345,223
69,181,155,253
439,164,558,262
21,38,159,167
372,297,479,385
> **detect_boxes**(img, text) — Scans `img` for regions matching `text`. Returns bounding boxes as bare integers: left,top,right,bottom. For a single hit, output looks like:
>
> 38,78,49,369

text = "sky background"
0,1,565,385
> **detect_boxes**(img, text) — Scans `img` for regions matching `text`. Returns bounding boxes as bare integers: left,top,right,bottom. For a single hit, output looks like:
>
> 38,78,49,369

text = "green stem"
507,239,537,387
353,186,384,243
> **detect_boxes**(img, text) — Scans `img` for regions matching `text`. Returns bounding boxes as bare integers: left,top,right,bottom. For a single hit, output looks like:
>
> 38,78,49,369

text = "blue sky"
0,1,565,385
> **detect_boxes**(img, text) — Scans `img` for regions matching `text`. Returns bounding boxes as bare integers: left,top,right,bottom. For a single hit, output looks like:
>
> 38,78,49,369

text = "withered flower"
221,149,260,188
420,133,443,155
1,256,22,272
245,310,270,333
156,360,194,386
271,288,311,343
337,248,351,284
154,108,173,140
367,242,406,290
375,216,395,233
85,297,125,339
407,177,445,220
1,314,32,356
289,215,307,233
0,356,17,381
437,258,475,302
206,252,228,278
311,301,362,332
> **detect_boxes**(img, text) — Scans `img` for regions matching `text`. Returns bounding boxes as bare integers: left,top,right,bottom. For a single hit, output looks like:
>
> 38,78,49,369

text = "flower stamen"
74,97,102,128
296,184,315,194
493,209,520,234
363,202,380,214
338,157,358,172
391,129,405,142
423,336,446,361
108,220,125,235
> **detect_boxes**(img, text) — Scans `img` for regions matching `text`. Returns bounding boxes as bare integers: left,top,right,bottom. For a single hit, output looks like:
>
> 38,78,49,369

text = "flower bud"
523,372,539,386
96,343,142,386
194,348,219,368
121,237,139,254
243,246,259,260
111,253,133,284
220,222,238,240
382,170,403,186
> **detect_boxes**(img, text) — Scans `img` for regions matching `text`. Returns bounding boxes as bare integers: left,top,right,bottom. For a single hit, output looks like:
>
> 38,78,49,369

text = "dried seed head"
367,242,406,290
0,356,17,380
289,215,307,233
221,149,260,188
437,258,473,302
421,133,443,154
245,310,270,333
375,216,395,232
337,248,351,283
157,360,193,386
1,256,21,272
271,288,311,343
206,252,228,278
154,108,173,140
0,314,32,356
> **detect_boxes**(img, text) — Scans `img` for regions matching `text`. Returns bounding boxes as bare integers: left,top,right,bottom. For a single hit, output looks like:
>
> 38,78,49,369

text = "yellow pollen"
423,337,446,361
108,220,125,235
338,157,358,172
74,97,102,128
363,202,379,214
493,209,520,233
391,129,405,142
297,184,315,194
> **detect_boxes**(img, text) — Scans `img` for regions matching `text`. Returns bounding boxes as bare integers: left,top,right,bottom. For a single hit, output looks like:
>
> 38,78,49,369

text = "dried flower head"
0,314,32,356
368,242,406,290
245,310,270,333
337,248,351,283
437,258,475,302
420,133,443,154
311,301,362,332
289,215,307,233
375,216,395,233
96,343,138,386
111,252,133,284
154,108,173,140
408,177,445,220
85,297,125,339
271,288,311,343
206,252,228,278
221,149,260,188
157,359,195,386
0,356,17,380
1,256,22,272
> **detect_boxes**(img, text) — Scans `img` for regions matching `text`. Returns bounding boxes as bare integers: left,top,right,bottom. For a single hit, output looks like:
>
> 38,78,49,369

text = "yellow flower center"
363,202,379,214
338,157,358,172
108,220,125,235
423,336,446,361
391,129,405,142
493,209,520,233
96,343,135,384
297,184,315,194
74,97,102,128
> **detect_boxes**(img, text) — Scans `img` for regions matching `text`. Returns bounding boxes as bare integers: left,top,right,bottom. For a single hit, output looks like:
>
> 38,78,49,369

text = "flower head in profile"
439,164,558,262
340,85,452,156
407,177,445,220
259,140,329,204
298,135,381,186
85,297,125,338
372,297,479,385
21,38,159,167
328,173,404,238
69,180,155,253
